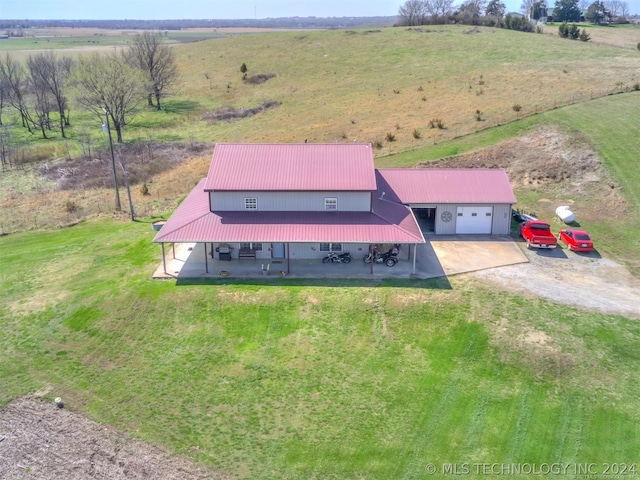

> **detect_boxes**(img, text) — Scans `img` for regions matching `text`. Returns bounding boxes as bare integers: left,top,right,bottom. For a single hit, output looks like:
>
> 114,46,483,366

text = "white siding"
410,203,513,235
210,191,371,212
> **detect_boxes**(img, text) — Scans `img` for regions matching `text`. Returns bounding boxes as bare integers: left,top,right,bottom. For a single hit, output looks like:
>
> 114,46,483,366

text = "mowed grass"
1,219,640,479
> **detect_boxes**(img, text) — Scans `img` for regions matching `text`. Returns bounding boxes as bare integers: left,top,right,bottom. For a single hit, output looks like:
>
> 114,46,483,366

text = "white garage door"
455,206,493,234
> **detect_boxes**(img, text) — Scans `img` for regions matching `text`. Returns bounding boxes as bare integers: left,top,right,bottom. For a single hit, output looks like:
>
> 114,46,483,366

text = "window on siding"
324,197,338,210
457,212,463,216
244,198,257,210
319,243,342,252
471,213,477,217
240,242,262,251
486,212,492,216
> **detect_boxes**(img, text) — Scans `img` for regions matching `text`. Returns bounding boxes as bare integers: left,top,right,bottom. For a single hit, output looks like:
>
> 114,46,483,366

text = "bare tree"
71,53,148,143
27,52,73,138
620,1,629,17
0,72,6,126
124,31,178,110
0,124,15,171
398,0,430,26
428,0,455,23
521,0,535,16
457,0,487,23
578,0,591,11
604,0,629,18
0,53,36,134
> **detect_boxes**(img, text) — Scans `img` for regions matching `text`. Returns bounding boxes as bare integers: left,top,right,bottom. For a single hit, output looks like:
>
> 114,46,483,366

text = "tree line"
397,0,631,28
0,31,178,170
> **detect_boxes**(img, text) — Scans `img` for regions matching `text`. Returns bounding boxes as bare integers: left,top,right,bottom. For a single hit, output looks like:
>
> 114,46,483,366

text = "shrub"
579,29,590,42
513,103,522,113
558,22,569,38
140,183,150,196
474,109,483,121
372,140,383,149
413,129,421,139
64,200,78,213
637,42,640,51
385,132,396,142
429,118,445,129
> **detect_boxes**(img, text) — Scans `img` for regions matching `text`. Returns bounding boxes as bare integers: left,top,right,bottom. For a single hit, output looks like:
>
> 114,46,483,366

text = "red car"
557,229,594,252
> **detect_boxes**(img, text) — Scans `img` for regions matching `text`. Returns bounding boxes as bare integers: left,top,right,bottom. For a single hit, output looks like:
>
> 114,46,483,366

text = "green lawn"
1,219,639,479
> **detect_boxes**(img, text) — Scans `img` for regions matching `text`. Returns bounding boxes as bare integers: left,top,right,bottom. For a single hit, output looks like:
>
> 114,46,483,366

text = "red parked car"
557,229,594,252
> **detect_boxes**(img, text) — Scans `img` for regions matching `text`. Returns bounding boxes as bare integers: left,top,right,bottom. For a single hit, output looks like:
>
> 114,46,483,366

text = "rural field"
1,24,640,479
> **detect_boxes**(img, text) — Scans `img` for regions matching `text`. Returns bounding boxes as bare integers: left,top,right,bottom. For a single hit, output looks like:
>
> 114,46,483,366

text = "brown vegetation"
201,100,281,123
0,395,230,480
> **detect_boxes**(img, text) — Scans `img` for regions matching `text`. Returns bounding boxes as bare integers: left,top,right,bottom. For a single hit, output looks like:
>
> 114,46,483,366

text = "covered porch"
153,242,425,279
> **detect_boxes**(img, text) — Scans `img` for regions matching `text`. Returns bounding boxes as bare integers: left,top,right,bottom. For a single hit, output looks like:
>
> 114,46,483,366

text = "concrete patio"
152,235,528,280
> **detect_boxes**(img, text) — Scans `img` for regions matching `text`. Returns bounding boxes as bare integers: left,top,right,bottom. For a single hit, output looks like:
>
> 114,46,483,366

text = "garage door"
455,206,493,234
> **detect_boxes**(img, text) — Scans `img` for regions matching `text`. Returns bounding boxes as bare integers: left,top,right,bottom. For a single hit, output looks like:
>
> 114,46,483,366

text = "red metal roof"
377,168,516,204
203,143,377,192
153,179,424,244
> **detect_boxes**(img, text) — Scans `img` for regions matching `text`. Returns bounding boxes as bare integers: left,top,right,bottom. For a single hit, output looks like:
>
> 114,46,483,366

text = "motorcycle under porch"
152,237,528,280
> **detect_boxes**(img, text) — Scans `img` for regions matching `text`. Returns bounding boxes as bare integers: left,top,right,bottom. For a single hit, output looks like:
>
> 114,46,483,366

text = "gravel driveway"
473,243,640,319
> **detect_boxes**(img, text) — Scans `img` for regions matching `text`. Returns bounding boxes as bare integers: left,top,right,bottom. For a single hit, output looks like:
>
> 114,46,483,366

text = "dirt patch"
417,125,627,220
202,101,281,123
0,396,230,480
39,142,211,192
486,318,578,379
242,73,277,85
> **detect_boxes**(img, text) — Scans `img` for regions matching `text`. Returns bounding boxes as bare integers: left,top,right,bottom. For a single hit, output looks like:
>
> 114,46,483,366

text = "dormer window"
324,197,338,210
245,197,257,210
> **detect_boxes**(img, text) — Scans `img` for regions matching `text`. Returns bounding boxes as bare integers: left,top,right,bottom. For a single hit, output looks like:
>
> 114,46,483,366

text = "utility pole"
119,161,136,221
103,108,121,212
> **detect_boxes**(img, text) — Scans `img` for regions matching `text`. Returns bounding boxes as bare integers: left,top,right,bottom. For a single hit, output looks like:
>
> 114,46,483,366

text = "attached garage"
376,169,517,236
455,206,493,234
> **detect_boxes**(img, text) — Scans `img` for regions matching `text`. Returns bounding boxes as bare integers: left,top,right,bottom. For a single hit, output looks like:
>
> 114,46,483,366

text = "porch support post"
204,243,209,274
287,243,290,274
412,243,417,275
172,243,176,259
370,244,373,275
161,243,167,274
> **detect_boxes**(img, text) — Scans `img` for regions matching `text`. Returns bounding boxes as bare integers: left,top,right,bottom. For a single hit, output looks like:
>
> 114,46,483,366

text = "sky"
0,0,638,19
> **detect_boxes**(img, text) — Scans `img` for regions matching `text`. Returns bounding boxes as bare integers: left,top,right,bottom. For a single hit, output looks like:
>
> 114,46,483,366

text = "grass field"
2,25,640,151
1,219,639,479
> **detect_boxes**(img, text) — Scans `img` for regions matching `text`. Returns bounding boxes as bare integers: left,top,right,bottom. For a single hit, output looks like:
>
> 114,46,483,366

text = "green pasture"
1,219,639,479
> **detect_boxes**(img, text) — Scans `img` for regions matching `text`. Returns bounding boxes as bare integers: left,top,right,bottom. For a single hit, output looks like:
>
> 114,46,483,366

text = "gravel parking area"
473,243,640,319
